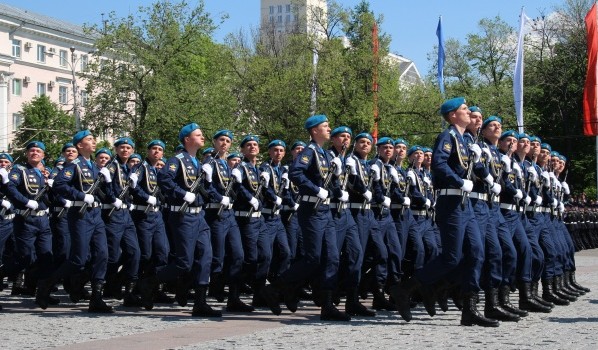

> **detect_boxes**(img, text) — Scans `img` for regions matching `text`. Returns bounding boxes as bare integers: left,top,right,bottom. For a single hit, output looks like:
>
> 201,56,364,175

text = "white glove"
84,194,95,204
0,168,8,184
129,173,139,188
147,196,157,206
99,167,112,183
201,163,213,182
260,171,270,185
317,187,328,200
514,189,523,200
562,182,570,195
64,199,72,208
524,196,531,206
553,180,561,191
274,196,282,206
551,198,558,208
528,166,538,182
501,155,512,172
231,168,242,183
406,170,417,186
483,174,494,185
512,162,522,178
541,171,550,186
281,172,289,189
370,164,381,181
468,144,482,163
559,202,565,212
382,196,391,208
249,197,259,211
424,198,431,209
25,200,39,210
1,199,11,210
183,191,196,204
460,179,473,193
482,147,493,162
491,183,501,195
340,190,349,202
535,196,543,206
331,157,342,176
47,179,54,188
423,176,431,186
389,167,399,184
220,196,230,206
363,190,372,202
293,203,300,211
402,197,411,206
345,157,358,175
113,198,123,208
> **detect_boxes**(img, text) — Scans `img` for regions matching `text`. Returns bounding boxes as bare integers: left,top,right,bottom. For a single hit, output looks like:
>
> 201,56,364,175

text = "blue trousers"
236,215,267,284
261,213,291,280
501,208,532,284
472,199,503,289
375,210,402,285
281,210,302,261
6,215,53,280
203,208,244,282
331,208,363,289
103,208,140,280
0,217,13,265
131,209,170,274
50,212,70,269
522,212,545,282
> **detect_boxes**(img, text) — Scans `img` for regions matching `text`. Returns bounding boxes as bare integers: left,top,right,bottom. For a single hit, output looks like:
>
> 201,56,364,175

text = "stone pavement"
2,249,598,350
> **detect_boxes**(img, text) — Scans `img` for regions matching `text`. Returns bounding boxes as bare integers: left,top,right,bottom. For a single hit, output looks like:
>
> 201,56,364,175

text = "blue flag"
436,16,445,96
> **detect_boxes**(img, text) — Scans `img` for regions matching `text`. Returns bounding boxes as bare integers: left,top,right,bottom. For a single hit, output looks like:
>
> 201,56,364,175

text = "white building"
260,0,327,37
0,3,95,152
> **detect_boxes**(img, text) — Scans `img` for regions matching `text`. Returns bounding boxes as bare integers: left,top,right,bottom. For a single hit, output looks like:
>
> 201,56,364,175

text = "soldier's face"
95,153,111,167
147,146,163,163
127,158,140,169
27,147,44,165
242,141,259,157
498,136,517,153
482,122,502,142
269,146,285,163
468,112,483,133
410,151,424,166
355,138,371,157
155,160,165,169
529,141,540,157
395,144,407,160
185,129,205,149
332,133,351,152
227,157,241,168
312,122,331,142
450,104,471,128
116,144,134,161
377,144,394,161
423,152,432,167
291,146,304,159
63,147,78,161
539,149,550,163
517,138,530,154
78,135,97,155
0,159,11,168
213,136,231,153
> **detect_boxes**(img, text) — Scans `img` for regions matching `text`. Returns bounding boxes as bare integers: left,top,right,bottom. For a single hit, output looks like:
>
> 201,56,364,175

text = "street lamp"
69,46,81,131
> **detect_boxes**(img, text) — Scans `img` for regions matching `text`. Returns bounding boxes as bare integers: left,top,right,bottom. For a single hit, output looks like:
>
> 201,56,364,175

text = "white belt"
281,205,296,211
438,189,464,196
102,203,129,210
262,208,280,215
345,203,371,210
16,209,49,217
2,213,15,220
469,192,488,201
500,203,517,211
412,209,428,216
72,201,100,208
541,207,552,213
205,203,233,210
526,206,540,213
301,195,330,204
390,204,409,209
235,210,261,218
170,205,202,214
53,207,66,212
130,204,160,212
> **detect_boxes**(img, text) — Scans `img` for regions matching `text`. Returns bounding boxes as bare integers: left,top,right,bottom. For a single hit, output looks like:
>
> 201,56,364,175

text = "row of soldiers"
0,97,591,327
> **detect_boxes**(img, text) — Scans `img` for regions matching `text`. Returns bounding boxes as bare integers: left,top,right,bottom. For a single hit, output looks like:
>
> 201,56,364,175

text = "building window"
80,55,88,71
286,4,291,12
59,49,68,67
278,5,282,13
278,15,282,23
37,83,46,96
59,86,68,104
81,90,88,107
12,39,21,58
12,79,22,96
269,15,274,23
37,45,46,62
294,14,299,22
269,5,274,14
13,113,23,131
286,14,291,23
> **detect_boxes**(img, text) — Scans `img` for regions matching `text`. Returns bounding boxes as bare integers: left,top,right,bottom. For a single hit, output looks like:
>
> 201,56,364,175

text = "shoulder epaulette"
176,153,185,159
448,129,457,137
15,165,26,170
71,158,81,165
308,144,317,151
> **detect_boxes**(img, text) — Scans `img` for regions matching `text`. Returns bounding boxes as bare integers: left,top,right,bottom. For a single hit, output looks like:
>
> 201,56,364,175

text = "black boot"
345,288,376,316
372,284,396,311
562,271,584,296
68,272,89,303
498,285,528,317
123,281,143,307
484,288,520,321
569,271,590,293
11,271,35,296
154,283,175,304
35,276,59,310
460,292,499,327
388,276,421,322
531,280,554,308
259,283,282,315
320,290,351,321
518,282,551,313
192,286,222,317
226,283,254,313
175,276,192,307
553,275,577,302
541,278,569,306
103,274,123,300
88,282,114,313
208,273,226,303
138,275,159,310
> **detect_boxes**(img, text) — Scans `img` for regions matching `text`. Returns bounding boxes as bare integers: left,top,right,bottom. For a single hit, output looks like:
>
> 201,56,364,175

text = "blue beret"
355,132,373,143
240,135,260,148
518,133,530,141
95,147,112,158
202,147,215,155
147,139,166,150
0,153,13,162
178,123,200,142
268,139,286,149
469,106,482,114
529,135,541,143
61,142,75,153
72,129,91,145
290,141,306,150
559,155,567,162
26,141,46,151
114,137,135,148
499,130,519,141
482,115,502,129
213,129,234,140
422,147,433,153
331,126,353,137
440,97,466,115
304,114,328,130
394,138,409,147
407,145,424,157
550,151,560,157
54,156,66,166
227,152,242,160
541,143,552,151
129,153,142,161
175,144,184,152
376,137,394,146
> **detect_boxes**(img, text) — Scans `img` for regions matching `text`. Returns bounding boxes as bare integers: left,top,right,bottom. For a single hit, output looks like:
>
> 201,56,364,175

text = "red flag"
583,3,598,136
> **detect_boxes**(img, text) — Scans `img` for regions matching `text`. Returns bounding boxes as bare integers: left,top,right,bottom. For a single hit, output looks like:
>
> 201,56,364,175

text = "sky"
4,0,558,75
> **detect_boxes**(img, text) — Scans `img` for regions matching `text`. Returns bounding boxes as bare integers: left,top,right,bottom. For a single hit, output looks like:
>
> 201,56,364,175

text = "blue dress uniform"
49,154,73,270
0,155,16,280
412,165,440,263
281,166,301,261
